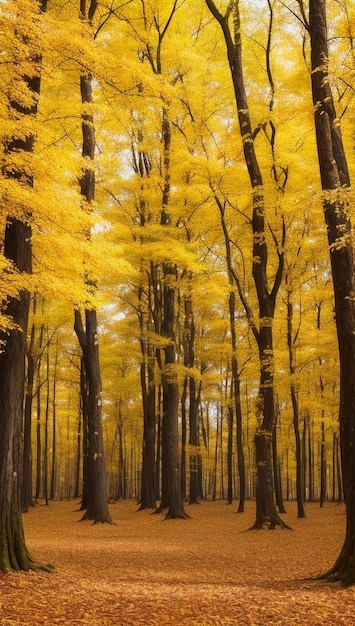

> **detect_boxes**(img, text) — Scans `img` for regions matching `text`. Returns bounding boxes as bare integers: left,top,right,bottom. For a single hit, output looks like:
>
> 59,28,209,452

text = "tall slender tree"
305,0,355,582
217,196,247,511
22,302,37,512
206,0,288,528
132,141,157,511
0,0,52,572
183,287,203,505
74,0,112,524
110,0,189,518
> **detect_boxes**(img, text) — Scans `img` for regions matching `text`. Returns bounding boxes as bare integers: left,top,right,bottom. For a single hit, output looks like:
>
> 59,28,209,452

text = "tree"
305,0,355,582
0,0,52,572
206,0,288,529
130,136,157,511
23,300,38,512
286,279,305,518
157,100,189,519
74,0,112,524
215,196,246,510
182,286,203,505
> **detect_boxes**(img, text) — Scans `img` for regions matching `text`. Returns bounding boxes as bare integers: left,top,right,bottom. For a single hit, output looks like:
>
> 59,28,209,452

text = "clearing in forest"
0,500,354,625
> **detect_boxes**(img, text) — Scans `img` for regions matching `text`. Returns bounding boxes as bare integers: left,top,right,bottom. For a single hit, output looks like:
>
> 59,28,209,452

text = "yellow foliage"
0,0,353,501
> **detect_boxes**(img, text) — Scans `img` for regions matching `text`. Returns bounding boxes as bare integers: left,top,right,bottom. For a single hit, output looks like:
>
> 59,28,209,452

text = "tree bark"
158,266,189,519
217,199,246,511
188,375,202,505
35,325,44,500
183,291,202,505
137,284,157,509
50,339,58,500
79,358,89,508
287,292,305,517
137,267,161,511
308,0,355,581
74,311,112,523
0,222,35,571
272,407,286,514
22,320,36,512
138,359,157,509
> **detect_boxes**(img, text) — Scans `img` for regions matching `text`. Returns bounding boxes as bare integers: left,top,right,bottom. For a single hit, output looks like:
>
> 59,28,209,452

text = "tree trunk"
22,320,36,512
181,382,187,502
158,268,189,519
138,356,156,510
50,341,58,500
232,359,246,512
272,410,286,514
218,202,246,511
211,412,219,501
249,328,290,530
337,438,343,505
44,338,50,505
309,0,355,582
115,405,125,500
73,406,82,500
35,376,42,500
79,358,89,508
310,421,315,503
133,145,157,510
230,297,246,512
74,0,111,524
183,291,202,506
74,311,112,523
155,394,162,502
227,404,234,505
287,293,305,517
162,375,187,518
292,382,305,516
219,405,225,499
188,376,202,505
320,421,326,508
0,224,35,571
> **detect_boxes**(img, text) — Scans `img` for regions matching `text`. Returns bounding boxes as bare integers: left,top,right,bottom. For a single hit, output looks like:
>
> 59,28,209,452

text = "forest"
0,0,355,588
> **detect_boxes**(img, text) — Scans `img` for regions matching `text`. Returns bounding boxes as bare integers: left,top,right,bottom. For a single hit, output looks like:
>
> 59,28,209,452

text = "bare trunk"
183,292,202,505
0,224,33,571
287,291,305,517
158,268,188,519
138,359,156,509
22,320,36,512
74,311,112,523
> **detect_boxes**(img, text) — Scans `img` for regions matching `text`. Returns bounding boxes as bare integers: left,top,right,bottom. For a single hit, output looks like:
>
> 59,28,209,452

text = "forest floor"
0,500,354,625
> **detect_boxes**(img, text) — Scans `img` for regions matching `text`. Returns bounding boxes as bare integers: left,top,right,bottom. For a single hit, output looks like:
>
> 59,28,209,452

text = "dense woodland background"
0,0,354,537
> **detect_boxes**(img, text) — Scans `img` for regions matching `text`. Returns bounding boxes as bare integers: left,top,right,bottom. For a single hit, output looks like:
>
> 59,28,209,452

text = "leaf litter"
0,500,354,625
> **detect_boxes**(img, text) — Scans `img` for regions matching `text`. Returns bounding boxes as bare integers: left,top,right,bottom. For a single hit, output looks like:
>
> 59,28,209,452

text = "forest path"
0,500,353,625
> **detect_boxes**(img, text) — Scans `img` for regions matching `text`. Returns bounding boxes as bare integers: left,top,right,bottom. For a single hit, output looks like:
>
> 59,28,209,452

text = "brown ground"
0,500,354,625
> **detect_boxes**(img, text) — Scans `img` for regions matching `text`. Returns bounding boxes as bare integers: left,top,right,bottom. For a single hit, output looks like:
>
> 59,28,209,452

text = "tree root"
164,511,190,520
311,559,355,586
248,514,292,530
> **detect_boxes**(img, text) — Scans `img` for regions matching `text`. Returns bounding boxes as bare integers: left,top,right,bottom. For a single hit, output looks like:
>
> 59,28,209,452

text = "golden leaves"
6,499,348,625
